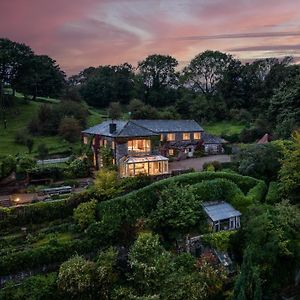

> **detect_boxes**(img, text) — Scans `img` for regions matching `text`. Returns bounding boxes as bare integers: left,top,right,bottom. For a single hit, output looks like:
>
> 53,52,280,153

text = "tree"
269,74,300,138
237,143,283,181
73,200,97,229
58,116,81,143
150,182,203,234
0,38,33,93
183,50,236,95
25,137,34,154
233,203,300,297
128,232,173,295
279,130,300,203
94,169,121,199
37,144,49,160
108,102,122,120
58,255,95,299
80,64,135,107
137,54,179,106
128,98,159,119
14,55,65,99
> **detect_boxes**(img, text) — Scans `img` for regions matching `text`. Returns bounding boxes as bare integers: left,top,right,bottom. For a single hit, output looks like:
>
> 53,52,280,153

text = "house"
202,201,241,232
202,132,226,154
82,119,204,177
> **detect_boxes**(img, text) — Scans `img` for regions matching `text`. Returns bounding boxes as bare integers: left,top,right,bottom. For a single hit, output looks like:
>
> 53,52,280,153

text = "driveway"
169,155,232,172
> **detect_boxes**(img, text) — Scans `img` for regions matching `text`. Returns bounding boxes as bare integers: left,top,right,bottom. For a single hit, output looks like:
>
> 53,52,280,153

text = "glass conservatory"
119,155,169,177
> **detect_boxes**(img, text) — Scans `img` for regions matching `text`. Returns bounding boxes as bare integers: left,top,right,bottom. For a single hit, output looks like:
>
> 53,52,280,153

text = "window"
167,133,175,141
128,139,151,153
194,132,201,140
83,136,88,144
111,141,115,150
160,134,164,141
169,149,174,156
183,132,190,140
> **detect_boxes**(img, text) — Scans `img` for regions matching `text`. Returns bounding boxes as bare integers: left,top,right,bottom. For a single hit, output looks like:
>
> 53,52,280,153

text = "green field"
0,97,103,158
203,121,245,136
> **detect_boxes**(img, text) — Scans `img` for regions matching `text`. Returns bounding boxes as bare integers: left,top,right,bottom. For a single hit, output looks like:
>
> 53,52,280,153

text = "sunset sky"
1,0,300,75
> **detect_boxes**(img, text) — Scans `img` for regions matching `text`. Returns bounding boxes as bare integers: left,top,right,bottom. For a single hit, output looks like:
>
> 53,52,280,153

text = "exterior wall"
204,143,223,154
115,141,128,164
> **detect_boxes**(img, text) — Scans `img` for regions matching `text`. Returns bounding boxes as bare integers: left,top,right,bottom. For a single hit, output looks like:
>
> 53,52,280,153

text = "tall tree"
0,38,33,93
137,54,179,106
182,50,236,95
80,64,135,107
14,55,65,99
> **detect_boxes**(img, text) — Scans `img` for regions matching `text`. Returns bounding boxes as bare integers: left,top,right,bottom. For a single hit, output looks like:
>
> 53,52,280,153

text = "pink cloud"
1,0,300,75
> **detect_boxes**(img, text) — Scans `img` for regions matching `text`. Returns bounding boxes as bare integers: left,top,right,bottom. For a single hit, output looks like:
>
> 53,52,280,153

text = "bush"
0,155,17,179
203,161,222,171
74,200,97,229
66,157,91,178
58,116,81,143
202,231,236,251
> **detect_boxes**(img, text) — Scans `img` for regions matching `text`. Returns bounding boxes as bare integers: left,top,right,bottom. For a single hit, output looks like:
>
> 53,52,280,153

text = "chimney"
109,123,117,134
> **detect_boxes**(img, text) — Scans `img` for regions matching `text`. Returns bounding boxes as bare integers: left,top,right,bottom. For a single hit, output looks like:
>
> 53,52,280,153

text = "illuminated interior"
183,132,190,140
194,132,201,140
128,139,151,153
119,155,169,177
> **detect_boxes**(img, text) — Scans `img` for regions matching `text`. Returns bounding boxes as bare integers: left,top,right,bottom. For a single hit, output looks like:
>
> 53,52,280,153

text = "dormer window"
183,133,190,140
167,133,175,141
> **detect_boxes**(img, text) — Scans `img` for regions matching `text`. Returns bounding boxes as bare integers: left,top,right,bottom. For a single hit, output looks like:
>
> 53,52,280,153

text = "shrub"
74,200,97,229
0,155,17,179
202,231,236,251
66,157,91,178
58,116,81,143
203,161,222,171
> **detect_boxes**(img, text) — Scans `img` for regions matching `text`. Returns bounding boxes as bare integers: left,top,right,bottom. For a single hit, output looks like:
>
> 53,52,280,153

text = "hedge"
97,172,267,241
0,237,96,276
0,191,92,230
266,181,282,204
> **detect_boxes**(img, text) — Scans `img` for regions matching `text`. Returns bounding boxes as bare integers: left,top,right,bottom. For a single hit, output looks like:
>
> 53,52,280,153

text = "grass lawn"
203,121,245,136
0,97,104,158
33,232,73,247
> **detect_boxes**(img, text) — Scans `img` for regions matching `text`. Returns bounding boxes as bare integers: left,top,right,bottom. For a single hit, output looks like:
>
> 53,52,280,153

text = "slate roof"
82,120,158,138
83,119,203,137
132,120,204,133
202,201,241,222
202,132,226,144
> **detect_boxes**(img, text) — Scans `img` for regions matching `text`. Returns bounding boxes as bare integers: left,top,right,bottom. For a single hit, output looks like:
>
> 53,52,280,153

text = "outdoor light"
15,197,20,202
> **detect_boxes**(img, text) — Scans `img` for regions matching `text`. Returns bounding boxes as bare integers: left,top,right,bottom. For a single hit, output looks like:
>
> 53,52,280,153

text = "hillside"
0,96,103,158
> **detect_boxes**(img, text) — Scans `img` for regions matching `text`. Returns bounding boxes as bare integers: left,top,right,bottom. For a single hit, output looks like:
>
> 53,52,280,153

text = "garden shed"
202,201,241,232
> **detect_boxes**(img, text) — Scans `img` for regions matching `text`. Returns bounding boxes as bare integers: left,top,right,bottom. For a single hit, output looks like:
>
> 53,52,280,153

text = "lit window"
83,136,88,144
194,132,201,140
128,139,151,152
167,133,175,141
183,133,190,140
111,141,115,150
169,149,174,156
160,134,164,141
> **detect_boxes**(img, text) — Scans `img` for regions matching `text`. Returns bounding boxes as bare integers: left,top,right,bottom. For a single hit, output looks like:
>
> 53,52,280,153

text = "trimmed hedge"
97,172,267,241
0,191,92,230
0,238,96,276
266,181,282,204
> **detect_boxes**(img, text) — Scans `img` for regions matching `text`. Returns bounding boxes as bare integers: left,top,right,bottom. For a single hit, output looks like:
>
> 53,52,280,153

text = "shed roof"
202,201,241,222
123,155,168,164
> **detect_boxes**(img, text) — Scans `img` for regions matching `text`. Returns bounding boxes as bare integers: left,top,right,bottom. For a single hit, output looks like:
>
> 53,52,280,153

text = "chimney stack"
109,123,117,134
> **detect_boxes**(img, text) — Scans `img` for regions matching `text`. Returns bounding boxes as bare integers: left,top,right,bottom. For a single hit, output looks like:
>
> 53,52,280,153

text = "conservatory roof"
123,155,168,164
202,201,241,222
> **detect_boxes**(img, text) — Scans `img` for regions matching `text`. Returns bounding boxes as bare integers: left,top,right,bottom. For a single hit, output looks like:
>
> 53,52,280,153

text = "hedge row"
266,181,282,204
0,191,92,230
0,237,96,276
97,172,267,241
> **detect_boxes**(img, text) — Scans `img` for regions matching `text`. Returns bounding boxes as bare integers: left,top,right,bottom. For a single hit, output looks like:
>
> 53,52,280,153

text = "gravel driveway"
169,155,232,172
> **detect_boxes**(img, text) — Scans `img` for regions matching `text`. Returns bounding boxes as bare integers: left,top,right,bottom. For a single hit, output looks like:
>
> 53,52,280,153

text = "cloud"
228,44,300,52
176,31,300,41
